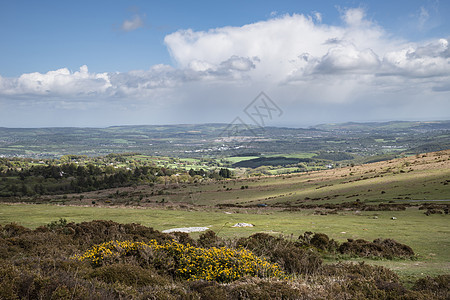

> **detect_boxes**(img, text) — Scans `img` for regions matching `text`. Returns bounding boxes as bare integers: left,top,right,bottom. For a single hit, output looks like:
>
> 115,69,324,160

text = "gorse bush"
72,240,152,266
73,239,284,283
172,242,284,282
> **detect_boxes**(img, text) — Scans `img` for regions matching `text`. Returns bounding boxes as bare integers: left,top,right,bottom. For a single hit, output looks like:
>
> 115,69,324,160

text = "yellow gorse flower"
72,239,284,282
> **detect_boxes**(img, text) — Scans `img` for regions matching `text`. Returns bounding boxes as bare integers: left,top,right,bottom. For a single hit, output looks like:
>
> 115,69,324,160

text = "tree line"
0,162,233,197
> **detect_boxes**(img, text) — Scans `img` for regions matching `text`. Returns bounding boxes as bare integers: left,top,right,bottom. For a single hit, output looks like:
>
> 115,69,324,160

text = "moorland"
0,121,448,299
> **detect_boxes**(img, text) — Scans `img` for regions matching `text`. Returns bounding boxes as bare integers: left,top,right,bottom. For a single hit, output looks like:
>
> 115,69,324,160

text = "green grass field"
225,156,260,163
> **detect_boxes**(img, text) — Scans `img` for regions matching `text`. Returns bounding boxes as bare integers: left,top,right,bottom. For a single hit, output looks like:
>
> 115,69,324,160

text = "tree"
21,183,29,196
219,168,232,178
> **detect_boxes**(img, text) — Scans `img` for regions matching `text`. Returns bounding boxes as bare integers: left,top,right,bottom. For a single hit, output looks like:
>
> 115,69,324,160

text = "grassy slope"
116,150,449,206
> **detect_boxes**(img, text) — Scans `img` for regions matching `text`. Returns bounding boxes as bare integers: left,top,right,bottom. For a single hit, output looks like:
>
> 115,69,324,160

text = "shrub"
45,218,68,231
198,230,222,248
65,220,172,245
298,232,339,253
318,262,412,299
72,240,156,267
226,278,305,300
0,260,115,299
338,238,414,259
413,274,450,299
237,233,322,274
87,263,168,286
0,262,21,299
188,280,228,300
1,223,31,238
320,262,400,283
73,239,284,283
171,231,197,246
310,233,330,250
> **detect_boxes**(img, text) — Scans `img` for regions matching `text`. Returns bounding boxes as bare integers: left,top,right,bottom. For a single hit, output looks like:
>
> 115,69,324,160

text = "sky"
0,0,449,128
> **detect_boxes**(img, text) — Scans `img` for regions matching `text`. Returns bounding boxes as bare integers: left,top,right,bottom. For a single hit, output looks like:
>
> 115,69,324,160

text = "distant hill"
311,120,450,132
0,121,448,158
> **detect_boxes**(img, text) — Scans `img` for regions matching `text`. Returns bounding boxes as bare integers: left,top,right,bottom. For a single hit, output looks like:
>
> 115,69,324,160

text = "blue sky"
0,0,449,127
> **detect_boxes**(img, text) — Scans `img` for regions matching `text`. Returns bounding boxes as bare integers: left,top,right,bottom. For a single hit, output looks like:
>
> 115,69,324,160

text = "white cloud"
164,13,346,81
313,12,322,23
412,38,449,58
341,7,366,27
3,10,449,99
187,56,257,76
1,7,449,126
380,39,450,78
164,9,449,91
418,6,430,31
0,56,257,103
0,65,111,97
220,55,256,71
121,14,144,32
312,43,380,74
